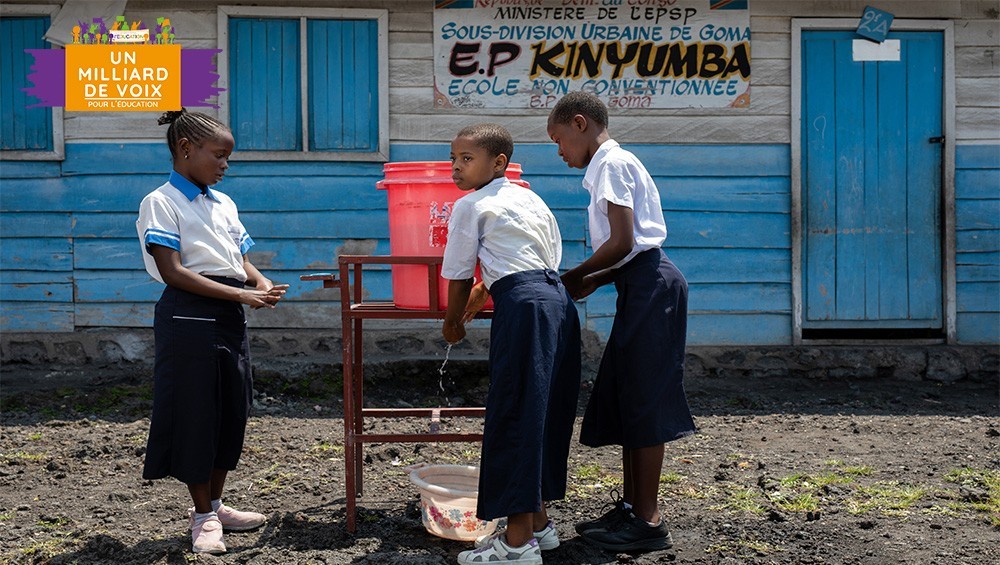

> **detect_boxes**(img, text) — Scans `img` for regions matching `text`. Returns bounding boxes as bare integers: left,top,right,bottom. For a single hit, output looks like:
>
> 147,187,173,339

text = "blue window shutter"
1,16,53,151
229,18,301,150
308,19,378,152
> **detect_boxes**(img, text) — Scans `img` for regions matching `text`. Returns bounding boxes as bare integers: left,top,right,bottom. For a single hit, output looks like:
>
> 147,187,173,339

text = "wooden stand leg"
343,317,357,534
341,259,358,535
344,428,357,533
354,319,365,498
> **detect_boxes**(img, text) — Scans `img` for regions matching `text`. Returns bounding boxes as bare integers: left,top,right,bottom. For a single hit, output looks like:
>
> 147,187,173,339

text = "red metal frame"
301,255,490,533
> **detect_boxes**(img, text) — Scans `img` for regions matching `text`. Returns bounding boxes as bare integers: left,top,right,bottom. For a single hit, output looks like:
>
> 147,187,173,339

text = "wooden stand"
301,255,490,533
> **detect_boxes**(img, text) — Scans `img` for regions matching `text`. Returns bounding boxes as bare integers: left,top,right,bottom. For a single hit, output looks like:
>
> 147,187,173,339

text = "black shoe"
575,491,628,535
581,511,673,552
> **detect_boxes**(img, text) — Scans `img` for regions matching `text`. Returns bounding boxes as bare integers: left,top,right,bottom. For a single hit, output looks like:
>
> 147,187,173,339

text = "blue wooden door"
801,31,943,329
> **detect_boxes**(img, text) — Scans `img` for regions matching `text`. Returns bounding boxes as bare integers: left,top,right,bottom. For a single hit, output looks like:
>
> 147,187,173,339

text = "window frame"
217,5,389,162
0,4,64,161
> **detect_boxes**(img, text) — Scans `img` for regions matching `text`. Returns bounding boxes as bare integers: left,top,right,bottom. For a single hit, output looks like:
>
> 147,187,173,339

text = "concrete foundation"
1,328,996,384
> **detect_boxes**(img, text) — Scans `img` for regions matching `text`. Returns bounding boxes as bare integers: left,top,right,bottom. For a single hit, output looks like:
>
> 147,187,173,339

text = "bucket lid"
377,161,526,189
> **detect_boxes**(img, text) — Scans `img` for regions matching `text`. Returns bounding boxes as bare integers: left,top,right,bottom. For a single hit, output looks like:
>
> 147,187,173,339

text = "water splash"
438,343,454,405
439,343,453,380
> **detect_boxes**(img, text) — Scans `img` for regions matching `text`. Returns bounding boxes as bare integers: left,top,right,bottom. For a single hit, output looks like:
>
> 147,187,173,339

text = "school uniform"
577,140,697,449
442,177,581,521
137,171,255,485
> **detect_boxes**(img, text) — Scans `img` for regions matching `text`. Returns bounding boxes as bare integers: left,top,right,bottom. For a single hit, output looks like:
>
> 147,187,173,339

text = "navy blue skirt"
477,269,581,520
579,248,696,448
143,277,252,485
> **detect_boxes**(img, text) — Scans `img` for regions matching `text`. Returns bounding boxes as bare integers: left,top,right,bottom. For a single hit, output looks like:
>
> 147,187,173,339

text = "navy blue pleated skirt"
579,248,696,448
477,269,581,520
143,277,252,485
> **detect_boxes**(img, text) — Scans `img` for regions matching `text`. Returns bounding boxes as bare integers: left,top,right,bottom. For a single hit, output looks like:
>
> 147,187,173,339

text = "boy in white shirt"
547,92,696,553
441,123,581,565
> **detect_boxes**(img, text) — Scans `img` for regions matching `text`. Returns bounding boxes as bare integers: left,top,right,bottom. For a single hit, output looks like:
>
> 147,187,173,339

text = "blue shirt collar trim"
169,170,220,202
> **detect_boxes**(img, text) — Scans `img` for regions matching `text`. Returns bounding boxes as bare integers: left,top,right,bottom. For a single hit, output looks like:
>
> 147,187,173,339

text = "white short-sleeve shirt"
441,177,562,289
583,139,666,268
136,171,254,284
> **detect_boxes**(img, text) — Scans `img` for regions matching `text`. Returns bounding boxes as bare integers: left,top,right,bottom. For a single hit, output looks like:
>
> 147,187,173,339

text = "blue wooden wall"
524,144,794,344
955,145,1000,344
2,142,996,344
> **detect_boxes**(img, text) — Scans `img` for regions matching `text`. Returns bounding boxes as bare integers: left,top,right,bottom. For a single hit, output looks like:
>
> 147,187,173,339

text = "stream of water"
438,343,453,402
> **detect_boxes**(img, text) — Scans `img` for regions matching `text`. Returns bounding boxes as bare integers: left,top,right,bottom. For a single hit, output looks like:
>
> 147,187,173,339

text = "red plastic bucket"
377,161,529,310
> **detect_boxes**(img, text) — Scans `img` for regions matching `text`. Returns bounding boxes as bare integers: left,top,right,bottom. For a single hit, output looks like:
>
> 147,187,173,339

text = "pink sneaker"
189,505,267,532
216,504,267,531
190,515,226,554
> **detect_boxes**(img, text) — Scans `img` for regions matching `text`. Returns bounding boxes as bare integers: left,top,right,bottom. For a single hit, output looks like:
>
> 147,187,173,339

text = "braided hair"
157,108,230,159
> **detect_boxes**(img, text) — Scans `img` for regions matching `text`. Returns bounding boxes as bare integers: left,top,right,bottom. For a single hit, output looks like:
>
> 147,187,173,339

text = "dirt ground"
1,361,998,565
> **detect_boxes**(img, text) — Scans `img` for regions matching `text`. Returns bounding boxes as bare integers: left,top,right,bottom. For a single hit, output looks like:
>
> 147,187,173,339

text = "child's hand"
561,272,583,299
442,320,466,344
574,275,598,300
461,282,489,323
242,285,287,309
261,284,289,308
256,278,288,292
240,289,277,309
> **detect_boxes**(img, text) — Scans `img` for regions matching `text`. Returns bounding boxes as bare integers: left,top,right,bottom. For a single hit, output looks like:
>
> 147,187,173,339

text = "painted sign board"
433,0,751,110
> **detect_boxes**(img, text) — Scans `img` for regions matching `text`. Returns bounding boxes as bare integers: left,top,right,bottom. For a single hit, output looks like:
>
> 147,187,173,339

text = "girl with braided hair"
136,108,287,554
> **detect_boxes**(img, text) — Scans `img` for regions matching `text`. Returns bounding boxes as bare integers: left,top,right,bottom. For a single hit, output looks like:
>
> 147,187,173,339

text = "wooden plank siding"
0,203,74,329
955,145,1000,344
496,143,792,344
1,1,997,346
0,141,792,342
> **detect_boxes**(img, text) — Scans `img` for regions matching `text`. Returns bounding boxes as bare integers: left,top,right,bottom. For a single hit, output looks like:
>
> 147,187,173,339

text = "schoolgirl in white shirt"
136,109,287,555
547,91,696,554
